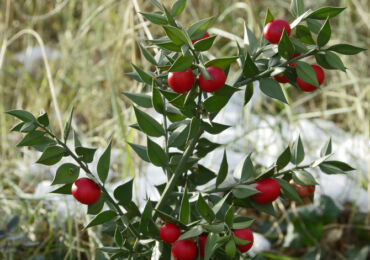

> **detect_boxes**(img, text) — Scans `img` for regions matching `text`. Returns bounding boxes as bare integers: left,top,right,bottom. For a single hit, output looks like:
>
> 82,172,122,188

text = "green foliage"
5,0,366,258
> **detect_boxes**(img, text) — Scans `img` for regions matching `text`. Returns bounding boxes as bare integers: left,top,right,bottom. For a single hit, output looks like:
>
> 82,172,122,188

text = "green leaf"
168,124,189,148
225,240,236,259
290,135,305,165
320,138,332,157
139,200,154,235
307,7,346,20
244,23,258,54
31,136,56,152
63,107,74,142
290,0,305,17
232,217,254,229
277,146,291,170
138,42,157,65
36,145,65,165
327,44,367,55
131,64,153,85
152,87,165,114
88,194,105,215
259,78,288,104
122,92,152,108
194,35,217,52
188,17,214,39
306,19,322,34
233,154,255,181
196,193,216,224
232,185,259,199
216,150,228,187
37,113,49,127
150,0,164,10
114,226,123,246
74,131,81,148
325,51,346,72
244,83,254,105
315,53,336,70
147,137,169,167
204,95,229,113
295,61,319,87
97,141,111,184
179,226,203,240
278,30,295,59
127,142,150,162
212,192,230,216
290,37,309,52
293,170,317,185
162,5,177,27
204,233,219,260
277,178,304,204
17,130,45,147
171,0,186,16
140,12,167,25
152,39,182,52
6,110,35,122
180,186,190,224
296,25,315,44
264,8,274,25
224,205,234,228
11,122,25,132
187,117,201,141
75,147,97,163
205,57,238,70
202,223,224,233
249,200,276,216
317,18,331,47
189,165,216,186
243,54,259,78
51,183,72,194
114,179,133,206
133,106,165,137
163,25,190,46
85,210,117,229
169,55,193,72
290,10,311,29
319,160,355,174
51,163,80,185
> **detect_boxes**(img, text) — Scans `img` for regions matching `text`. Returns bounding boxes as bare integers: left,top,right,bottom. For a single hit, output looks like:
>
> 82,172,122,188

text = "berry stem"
36,123,141,239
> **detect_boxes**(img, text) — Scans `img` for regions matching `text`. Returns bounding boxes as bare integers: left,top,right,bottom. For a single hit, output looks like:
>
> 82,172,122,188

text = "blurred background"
0,0,369,259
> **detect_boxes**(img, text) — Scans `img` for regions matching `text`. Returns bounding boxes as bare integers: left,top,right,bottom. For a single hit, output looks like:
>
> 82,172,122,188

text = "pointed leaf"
114,179,133,206
52,163,80,185
171,0,186,16
6,110,35,122
307,7,346,20
128,143,150,162
147,137,169,167
317,18,331,47
97,141,112,184
196,193,215,224
36,145,65,165
327,44,366,55
169,55,193,72
122,92,152,108
216,150,228,187
290,0,305,17
290,135,305,165
277,178,304,203
133,106,165,137
17,130,45,147
233,154,254,181
140,12,167,25
85,210,117,229
278,29,295,59
259,78,288,104
295,61,319,87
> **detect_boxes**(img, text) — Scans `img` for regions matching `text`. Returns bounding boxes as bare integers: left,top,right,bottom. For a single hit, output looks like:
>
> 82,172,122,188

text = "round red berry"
171,239,198,260
197,66,226,92
264,19,291,44
160,223,181,244
192,32,210,44
198,234,207,257
168,68,195,93
289,179,316,198
71,178,101,205
297,65,325,92
253,178,281,204
232,228,254,253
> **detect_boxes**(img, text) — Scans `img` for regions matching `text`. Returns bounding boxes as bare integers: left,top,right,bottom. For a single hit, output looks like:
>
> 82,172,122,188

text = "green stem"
38,124,140,239
154,129,202,217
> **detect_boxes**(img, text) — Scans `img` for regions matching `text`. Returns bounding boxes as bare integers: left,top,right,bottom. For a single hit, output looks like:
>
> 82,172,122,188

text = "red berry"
297,65,325,92
197,67,226,92
192,32,210,44
274,74,289,83
198,234,207,257
160,223,181,244
264,19,291,44
171,239,198,260
232,228,254,253
289,179,316,198
253,178,281,204
168,68,195,93
71,178,101,205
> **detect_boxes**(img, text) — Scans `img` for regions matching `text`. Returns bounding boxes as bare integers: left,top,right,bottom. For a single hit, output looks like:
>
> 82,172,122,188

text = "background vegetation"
0,0,368,259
